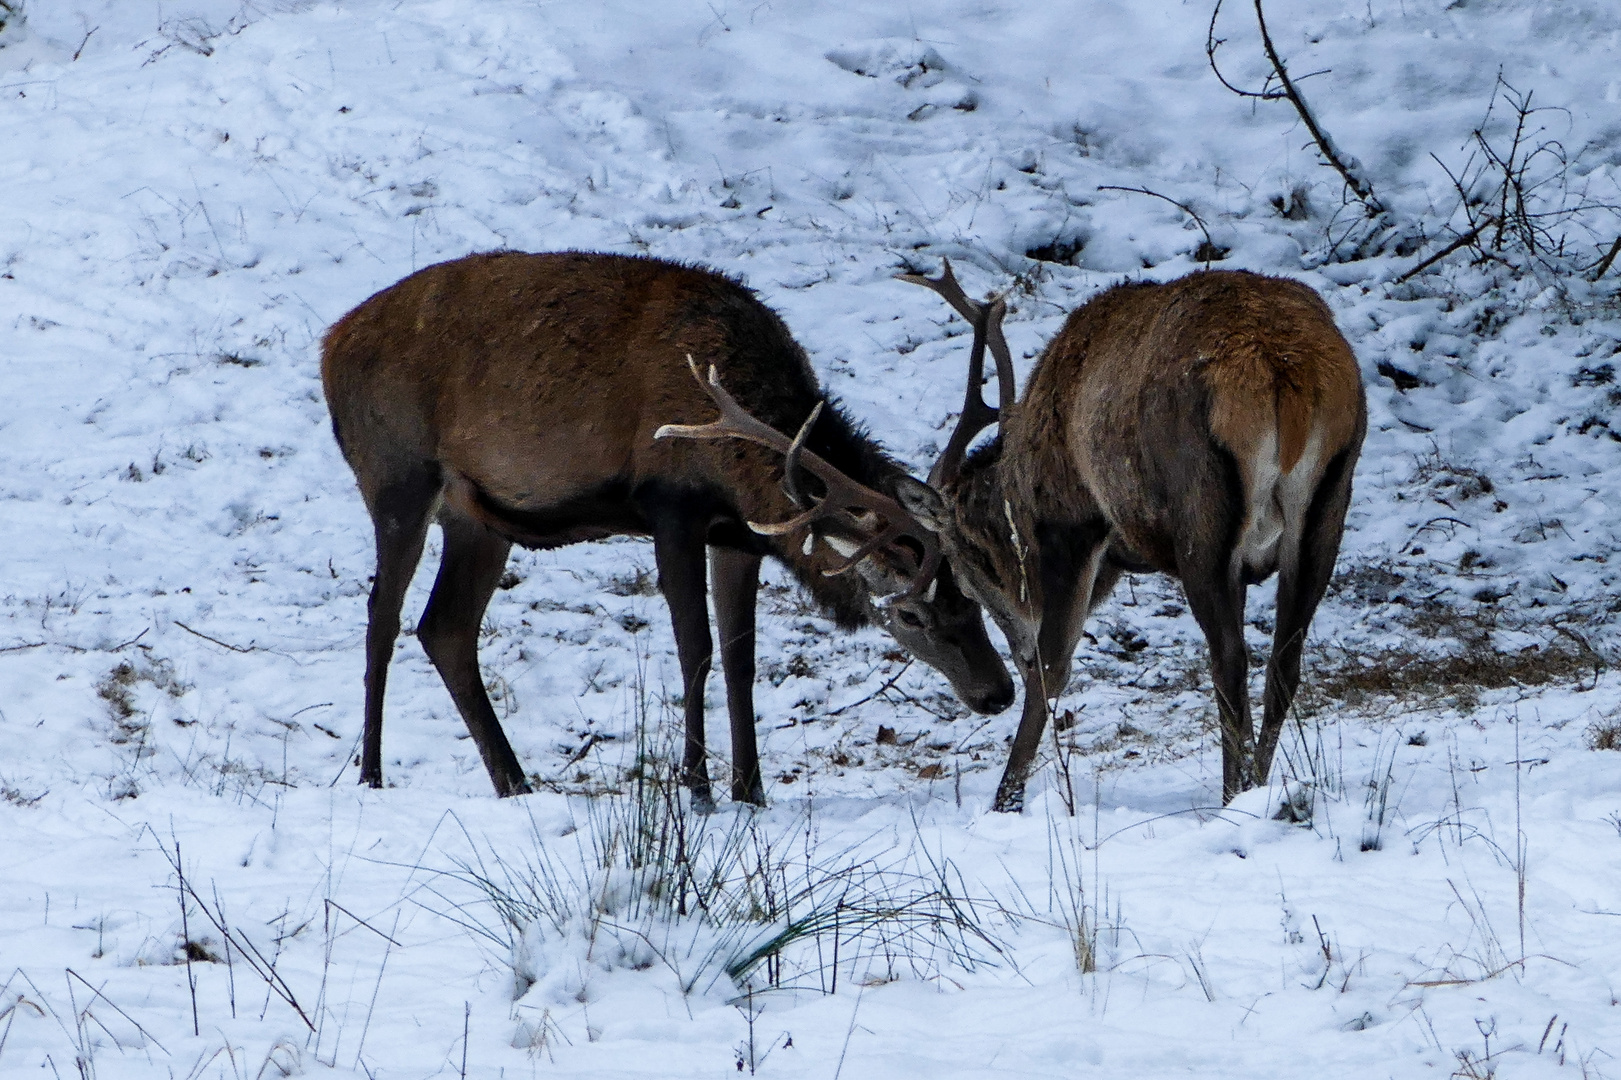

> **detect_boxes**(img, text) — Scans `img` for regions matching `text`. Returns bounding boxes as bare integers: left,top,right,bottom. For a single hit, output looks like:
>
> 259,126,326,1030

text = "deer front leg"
652,514,717,812
359,467,438,791
991,536,1114,813
710,546,765,806
992,666,1049,813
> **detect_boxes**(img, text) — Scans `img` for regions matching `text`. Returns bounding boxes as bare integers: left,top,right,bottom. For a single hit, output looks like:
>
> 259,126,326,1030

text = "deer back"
1005,270,1364,578
321,251,895,624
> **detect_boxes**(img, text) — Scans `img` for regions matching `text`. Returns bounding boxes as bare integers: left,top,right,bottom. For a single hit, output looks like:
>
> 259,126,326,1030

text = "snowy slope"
2,1,1620,1077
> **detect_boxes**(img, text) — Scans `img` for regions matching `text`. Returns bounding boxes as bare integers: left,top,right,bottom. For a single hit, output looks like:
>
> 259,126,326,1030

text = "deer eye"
893,608,926,630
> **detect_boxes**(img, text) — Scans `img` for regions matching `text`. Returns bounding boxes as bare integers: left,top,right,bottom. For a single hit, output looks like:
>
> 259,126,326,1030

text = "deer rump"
321,250,1011,804
1056,273,1364,588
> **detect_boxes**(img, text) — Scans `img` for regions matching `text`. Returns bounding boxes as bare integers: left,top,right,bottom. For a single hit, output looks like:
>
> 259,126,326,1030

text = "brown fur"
322,251,1012,802
912,269,1367,808
325,252,868,608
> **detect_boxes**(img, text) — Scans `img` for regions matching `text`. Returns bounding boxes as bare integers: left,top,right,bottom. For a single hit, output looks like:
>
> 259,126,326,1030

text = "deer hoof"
991,786,1026,814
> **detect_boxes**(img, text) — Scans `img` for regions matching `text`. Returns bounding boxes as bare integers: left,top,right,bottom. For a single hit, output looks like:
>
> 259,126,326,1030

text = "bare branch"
1396,216,1498,283
1587,237,1621,281
1208,0,1384,220
1251,0,1383,216
1205,0,1285,100
1097,185,1225,266
173,619,257,653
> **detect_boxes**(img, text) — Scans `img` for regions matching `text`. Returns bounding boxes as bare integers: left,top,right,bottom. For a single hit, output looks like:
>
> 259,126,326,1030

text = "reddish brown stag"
687,260,1367,809
888,263,1366,810
321,251,1013,804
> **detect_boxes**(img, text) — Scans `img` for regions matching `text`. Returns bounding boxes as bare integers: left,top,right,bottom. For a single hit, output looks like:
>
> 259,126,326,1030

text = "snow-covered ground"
3,1,1620,1076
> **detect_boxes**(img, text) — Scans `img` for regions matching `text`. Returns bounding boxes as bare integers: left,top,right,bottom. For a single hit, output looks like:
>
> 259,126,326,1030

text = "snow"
2,0,1620,1076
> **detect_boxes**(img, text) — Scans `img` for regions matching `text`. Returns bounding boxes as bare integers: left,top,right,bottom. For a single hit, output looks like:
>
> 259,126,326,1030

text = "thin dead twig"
1587,236,1621,280
1097,185,1224,266
173,619,257,653
63,969,168,1056
324,901,404,947
1405,953,1572,988
1397,217,1499,283
176,842,199,1037
151,833,315,1031
827,660,914,717
72,24,99,62
109,628,150,652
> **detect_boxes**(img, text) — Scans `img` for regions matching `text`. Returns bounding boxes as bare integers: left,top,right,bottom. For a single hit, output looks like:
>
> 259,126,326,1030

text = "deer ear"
892,476,950,534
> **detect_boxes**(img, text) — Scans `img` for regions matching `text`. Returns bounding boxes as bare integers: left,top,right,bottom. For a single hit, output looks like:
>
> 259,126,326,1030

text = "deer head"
656,357,1014,714
885,263,1043,668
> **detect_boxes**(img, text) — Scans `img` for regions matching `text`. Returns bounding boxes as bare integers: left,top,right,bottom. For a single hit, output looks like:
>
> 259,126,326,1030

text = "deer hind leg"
417,512,526,796
1173,460,1254,801
359,465,440,790
710,547,764,806
651,513,717,810
1257,447,1357,787
1183,564,1252,803
1170,428,1259,802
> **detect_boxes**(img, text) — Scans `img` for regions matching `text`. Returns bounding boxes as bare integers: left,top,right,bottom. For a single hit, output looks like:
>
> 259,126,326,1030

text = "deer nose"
972,676,1016,715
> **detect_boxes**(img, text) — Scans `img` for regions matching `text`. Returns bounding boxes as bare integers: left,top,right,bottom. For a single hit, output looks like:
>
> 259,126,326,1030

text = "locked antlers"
655,357,943,595
897,259,1016,488
656,257,1015,596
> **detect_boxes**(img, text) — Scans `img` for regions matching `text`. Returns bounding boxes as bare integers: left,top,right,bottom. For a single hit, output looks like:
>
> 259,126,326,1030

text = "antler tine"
897,257,981,326
900,261,1016,489
984,296,1017,420
815,519,943,600
781,400,823,509
654,356,800,454
655,356,943,594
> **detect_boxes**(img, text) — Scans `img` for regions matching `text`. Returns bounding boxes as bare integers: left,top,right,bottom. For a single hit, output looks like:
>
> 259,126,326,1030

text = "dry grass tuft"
1299,643,1592,714
1587,719,1621,751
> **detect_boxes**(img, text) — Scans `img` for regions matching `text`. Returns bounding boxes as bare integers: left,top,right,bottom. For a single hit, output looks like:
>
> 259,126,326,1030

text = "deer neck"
948,439,1042,664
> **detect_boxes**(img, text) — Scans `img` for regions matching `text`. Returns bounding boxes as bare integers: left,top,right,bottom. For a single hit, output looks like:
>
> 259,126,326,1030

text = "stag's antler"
898,258,1016,488
655,357,942,595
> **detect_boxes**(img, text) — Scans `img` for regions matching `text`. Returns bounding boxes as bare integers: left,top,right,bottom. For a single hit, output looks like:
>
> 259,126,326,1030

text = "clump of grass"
1359,739,1404,852
992,814,1126,977
1045,821,1119,974
603,566,657,597
95,656,190,736
1586,718,1621,751
1,780,46,807
1412,454,1502,508
435,714,1006,1001
96,662,142,732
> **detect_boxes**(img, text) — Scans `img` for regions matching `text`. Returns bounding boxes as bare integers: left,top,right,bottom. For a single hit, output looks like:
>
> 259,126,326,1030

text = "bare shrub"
1417,76,1621,286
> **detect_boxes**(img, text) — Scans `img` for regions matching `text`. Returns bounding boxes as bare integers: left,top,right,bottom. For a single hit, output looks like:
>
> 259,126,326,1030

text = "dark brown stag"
892,263,1366,810
321,251,1013,805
